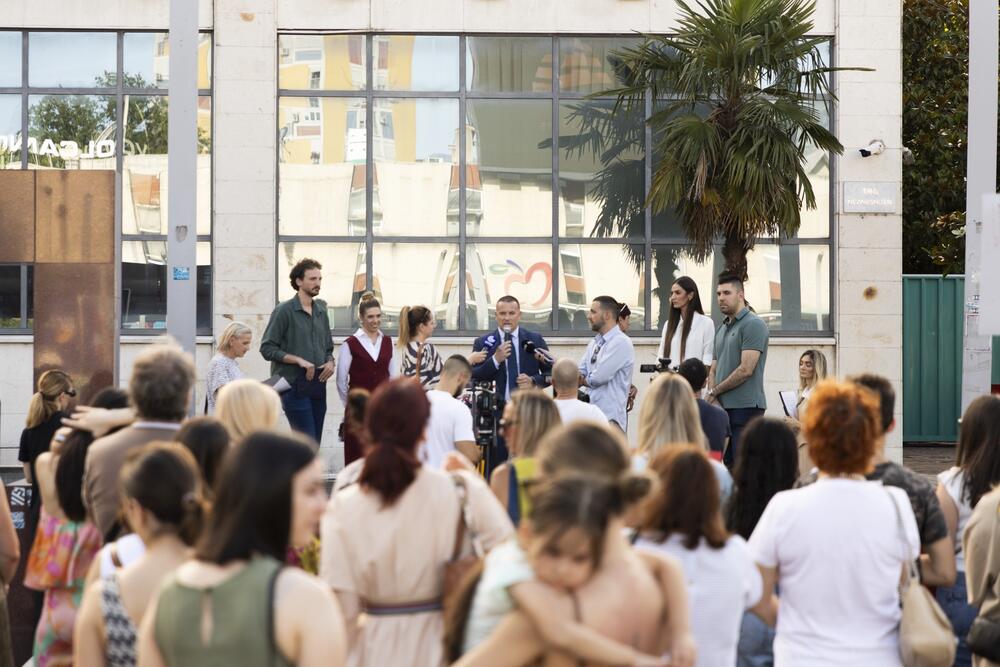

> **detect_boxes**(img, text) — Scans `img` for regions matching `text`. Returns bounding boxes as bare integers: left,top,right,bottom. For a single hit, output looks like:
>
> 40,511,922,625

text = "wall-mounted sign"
172,266,190,281
843,182,898,214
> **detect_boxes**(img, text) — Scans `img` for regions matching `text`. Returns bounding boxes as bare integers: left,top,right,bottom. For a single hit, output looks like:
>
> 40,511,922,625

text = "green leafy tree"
605,0,848,281
28,95,112,168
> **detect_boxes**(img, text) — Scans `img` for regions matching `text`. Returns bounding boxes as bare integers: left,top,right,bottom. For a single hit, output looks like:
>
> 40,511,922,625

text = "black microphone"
503,326,512,343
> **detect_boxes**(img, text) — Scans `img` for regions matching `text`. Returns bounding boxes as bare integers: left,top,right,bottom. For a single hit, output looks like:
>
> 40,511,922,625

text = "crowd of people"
0,256,996,667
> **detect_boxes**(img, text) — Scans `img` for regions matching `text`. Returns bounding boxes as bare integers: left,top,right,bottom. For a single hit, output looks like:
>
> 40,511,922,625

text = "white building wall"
0,0,903,470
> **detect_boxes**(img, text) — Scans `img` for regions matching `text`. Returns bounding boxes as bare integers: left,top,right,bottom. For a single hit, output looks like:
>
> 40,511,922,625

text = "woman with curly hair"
747,380,920,666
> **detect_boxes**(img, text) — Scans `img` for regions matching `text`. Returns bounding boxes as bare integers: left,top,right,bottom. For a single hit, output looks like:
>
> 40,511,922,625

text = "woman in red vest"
336,292,398,465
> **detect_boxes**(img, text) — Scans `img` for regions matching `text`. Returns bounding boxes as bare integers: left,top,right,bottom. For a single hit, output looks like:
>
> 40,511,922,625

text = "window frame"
275,32,835,338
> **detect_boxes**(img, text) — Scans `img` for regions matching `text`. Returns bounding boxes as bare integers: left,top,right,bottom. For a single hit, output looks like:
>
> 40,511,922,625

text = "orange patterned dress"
23,508,102,667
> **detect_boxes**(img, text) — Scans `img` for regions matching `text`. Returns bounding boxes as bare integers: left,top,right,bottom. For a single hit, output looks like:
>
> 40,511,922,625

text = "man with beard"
578,296,635,431
420,355,479,468
706,273,769,466
260,257,335,442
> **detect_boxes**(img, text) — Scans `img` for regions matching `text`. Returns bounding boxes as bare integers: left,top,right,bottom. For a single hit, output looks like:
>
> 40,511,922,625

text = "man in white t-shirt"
551,358,608,425
421,355,479,468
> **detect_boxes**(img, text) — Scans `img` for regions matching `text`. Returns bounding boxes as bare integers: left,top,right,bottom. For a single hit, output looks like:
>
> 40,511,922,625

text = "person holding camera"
471,296,552,468
578,296,635,431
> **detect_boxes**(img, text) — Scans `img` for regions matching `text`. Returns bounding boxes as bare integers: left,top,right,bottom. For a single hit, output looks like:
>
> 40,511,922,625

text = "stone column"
834,0,905,461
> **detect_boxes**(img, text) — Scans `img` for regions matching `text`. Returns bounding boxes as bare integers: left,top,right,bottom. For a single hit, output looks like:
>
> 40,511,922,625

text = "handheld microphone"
502,325,512,343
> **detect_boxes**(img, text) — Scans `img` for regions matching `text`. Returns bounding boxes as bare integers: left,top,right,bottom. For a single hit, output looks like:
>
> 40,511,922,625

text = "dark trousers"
724,407,765,467
281,389,327,444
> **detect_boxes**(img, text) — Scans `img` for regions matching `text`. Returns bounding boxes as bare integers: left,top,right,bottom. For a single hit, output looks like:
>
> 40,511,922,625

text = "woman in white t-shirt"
656,276,714,369
635,444,765,667
934,394,1000,667
748,380,920,667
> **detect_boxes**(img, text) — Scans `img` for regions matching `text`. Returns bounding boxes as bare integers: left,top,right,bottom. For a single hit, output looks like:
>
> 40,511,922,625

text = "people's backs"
554,398,608,425
748,479,918,664
695,398,730,457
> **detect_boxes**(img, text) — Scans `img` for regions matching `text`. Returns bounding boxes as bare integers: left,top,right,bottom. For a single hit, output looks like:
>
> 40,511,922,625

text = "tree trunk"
722,233,752,282
652,247,680,329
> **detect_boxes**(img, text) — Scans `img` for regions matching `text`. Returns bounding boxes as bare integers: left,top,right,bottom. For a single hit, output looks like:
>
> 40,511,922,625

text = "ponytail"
398,306,413,348
178,493,208,546
26,370,73,428
358,439,421,506
397,305,433,350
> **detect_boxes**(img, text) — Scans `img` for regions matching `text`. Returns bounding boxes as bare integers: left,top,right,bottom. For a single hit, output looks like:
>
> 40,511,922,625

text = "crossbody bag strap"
415,342,425,382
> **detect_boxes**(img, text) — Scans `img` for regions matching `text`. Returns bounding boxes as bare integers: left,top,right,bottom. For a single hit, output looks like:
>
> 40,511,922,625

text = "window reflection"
0,266,21,328
0,95,20,169
121,241,211,331
559,37,640,95
29,32,116,88
0,32,20,87
373,243,459,329
466,99,552,237
381,36,459,91
558,244,644,330
466,36,552,93
276,242,366,329
27,95,116,170
468,244,553,330
279,34,366,91
123,32,213,89
797,99,831,238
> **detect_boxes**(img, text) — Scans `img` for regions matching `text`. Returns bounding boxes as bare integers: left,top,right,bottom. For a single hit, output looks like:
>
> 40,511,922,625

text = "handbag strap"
451,474,483,560
414,342,425,382
883,485,919,591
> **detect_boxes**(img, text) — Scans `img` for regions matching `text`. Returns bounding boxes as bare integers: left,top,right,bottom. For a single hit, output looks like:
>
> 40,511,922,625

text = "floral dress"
24,508,102,666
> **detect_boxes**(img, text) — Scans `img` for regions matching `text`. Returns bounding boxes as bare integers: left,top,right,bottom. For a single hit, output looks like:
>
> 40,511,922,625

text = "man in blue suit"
471,295,552,473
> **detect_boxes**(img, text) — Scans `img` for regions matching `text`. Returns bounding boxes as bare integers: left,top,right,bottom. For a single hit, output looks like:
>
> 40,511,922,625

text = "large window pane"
0,95,21,169
650,247,719,331
27,94,115,169
0,32,20,87
467,244,553,330
121,95,212,235
0,266,21,328
123,32,213,89
558,101,644,238
374,98,458,236
121,241,211,331
559,37,639,95
466,36,552,94
466,99,552,237
378,35,459,91
373,243,459,330
278,97,366,236
558,244,643,331
796,99,831,238
29,32,116,88
279,34,366,91
276,242,366,328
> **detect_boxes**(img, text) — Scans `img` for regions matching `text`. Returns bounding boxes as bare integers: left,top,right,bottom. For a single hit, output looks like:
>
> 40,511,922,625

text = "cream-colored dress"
320,467,513,667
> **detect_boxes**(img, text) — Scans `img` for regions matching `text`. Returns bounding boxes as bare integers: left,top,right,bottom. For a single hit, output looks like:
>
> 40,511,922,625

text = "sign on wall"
843,182,899,214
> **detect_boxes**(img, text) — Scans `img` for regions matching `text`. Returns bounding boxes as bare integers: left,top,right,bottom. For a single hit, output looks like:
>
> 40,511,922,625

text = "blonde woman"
636,372,732,501
205,322,253,413
215,379,282,441
489,389,561,525
786,349,828,475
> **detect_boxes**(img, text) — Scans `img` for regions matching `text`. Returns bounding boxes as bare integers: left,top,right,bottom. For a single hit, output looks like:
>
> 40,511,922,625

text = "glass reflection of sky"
0,32,21,87
0,95,19,135
407,38,459,162
29,32,116,88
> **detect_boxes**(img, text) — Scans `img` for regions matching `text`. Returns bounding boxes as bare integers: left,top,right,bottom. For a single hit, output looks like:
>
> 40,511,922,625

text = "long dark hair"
724,417,798,539
359,379,430,506
174,417,231,495
121,442,207,546
642,445,728,550
956,394,1000,507
662,276,704,361
56,387,129,522
195,431,317,564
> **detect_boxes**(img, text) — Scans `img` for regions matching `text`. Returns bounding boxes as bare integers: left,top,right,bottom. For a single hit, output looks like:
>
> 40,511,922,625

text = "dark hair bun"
618,471,654,505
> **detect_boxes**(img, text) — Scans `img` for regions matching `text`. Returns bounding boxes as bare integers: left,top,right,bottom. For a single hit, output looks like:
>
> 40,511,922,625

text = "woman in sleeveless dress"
336,292,398,465
75,443,207,667
137,431,346,667
320,378,514,667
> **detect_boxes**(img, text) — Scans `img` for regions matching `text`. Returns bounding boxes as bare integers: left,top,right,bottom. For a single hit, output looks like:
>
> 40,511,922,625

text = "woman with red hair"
319,378,513,666
747,380,920,667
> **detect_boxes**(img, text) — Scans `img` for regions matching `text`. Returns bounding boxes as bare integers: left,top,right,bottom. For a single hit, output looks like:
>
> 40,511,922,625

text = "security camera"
902,146,915,165
859,140,885,158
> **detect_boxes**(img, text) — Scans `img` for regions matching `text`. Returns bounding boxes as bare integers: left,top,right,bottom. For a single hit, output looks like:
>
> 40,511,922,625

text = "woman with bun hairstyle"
74,443,207,667
320,378,513,666
397,305,445,389
335,292,398,465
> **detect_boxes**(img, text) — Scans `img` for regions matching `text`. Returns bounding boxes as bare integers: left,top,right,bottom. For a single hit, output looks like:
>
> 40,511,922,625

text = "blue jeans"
724,407,766,467
281,388,327,444
936,571,976,667
737,610,775,667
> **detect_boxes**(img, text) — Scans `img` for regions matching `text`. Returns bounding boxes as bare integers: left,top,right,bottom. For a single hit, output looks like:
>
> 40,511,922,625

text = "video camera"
639,357,673,374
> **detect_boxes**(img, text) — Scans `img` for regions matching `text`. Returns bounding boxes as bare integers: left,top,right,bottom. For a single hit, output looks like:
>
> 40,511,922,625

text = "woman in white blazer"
657,275,715,370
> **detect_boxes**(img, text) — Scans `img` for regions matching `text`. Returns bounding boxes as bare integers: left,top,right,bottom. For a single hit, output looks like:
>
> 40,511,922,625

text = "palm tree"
605,0,849,280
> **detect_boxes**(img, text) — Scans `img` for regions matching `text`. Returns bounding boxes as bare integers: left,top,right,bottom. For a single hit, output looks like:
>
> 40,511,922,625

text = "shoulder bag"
885,486,956,667
442,474,485,616
966,500,1000,662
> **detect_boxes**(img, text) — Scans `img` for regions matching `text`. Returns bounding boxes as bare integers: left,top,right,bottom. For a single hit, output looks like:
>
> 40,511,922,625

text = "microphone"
503,325,512,343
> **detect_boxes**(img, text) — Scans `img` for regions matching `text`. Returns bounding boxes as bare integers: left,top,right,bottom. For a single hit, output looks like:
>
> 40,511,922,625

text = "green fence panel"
902,275,1000,443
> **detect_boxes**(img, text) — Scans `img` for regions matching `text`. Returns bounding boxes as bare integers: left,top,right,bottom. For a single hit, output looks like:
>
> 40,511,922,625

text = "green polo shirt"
713,306,768,409
260,295,334,383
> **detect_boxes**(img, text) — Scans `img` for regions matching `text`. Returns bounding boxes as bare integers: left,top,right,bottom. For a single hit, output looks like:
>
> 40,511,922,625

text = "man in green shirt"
706,273,768,466
260,258,335,442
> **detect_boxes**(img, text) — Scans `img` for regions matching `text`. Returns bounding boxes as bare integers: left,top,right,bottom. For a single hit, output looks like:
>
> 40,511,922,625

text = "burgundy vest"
345,334,393,392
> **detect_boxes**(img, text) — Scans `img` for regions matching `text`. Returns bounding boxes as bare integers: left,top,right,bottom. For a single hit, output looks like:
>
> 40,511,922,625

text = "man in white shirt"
422,355,480,468
578,296,635,430
551,358,608,425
